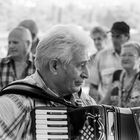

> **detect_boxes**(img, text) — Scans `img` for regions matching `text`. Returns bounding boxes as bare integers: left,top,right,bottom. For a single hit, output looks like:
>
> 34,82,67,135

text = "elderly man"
0,24,96,139
0,27,36,90
18,19,39,55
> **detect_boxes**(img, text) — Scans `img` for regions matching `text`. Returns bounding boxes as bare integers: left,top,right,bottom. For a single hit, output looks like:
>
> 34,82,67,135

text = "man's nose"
81,67,89,79
8,42,14,48
94,39,99,45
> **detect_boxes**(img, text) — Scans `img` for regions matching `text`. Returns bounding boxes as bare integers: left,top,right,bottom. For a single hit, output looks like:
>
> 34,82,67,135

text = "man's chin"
73,86,81,93
63,87,80,96
9,55,17,59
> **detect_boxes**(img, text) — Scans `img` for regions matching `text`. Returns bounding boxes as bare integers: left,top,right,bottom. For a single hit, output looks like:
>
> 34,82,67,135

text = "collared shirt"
22,71,96,106
88,48,122,99
0,71,96,140
0,53,36,90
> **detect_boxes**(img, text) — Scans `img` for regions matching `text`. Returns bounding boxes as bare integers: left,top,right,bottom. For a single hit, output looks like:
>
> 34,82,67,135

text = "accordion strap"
0,81,77,108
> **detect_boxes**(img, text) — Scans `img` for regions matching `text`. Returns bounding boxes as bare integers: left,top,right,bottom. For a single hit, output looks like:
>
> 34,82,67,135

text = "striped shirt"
0,71,96,140
0,54,36,90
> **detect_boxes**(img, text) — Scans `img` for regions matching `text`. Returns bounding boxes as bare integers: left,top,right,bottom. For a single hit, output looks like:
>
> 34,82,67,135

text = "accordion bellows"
32,105,140,140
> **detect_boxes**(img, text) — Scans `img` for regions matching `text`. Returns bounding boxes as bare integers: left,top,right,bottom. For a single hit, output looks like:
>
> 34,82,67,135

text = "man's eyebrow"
80,60,88,64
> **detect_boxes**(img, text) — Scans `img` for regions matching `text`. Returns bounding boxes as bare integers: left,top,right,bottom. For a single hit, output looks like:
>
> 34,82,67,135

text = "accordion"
32,105,140,140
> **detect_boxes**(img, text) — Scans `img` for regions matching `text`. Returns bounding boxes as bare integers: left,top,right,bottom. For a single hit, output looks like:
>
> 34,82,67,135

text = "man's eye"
128,54,133,57
81,63,86,67
8,41,11,45
13,41,18,44
112,34,121,38
121,54,125,57
121,54,134,57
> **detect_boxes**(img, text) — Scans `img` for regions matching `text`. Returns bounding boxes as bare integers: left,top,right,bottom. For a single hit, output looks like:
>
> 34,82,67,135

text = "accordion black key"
32,105,140,140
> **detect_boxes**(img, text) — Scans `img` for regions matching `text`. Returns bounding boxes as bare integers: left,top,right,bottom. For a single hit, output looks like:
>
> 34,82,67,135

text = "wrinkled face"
8,30,28,58
121,46,139,70
91,33,105,51
111,33,128,54
56,50,89,97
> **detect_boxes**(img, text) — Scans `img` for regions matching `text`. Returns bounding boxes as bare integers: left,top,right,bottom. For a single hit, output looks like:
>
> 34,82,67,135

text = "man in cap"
88,21,130,103
18,19,39,55
111,21,130,54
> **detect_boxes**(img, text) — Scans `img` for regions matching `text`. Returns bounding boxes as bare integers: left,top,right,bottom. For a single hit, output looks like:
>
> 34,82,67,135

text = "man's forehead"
72,51,90,63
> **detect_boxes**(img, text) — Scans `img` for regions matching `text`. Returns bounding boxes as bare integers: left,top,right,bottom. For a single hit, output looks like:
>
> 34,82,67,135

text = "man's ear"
48,59,60,75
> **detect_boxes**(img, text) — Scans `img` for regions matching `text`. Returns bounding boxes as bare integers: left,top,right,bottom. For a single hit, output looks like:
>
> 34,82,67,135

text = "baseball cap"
110,21,130,34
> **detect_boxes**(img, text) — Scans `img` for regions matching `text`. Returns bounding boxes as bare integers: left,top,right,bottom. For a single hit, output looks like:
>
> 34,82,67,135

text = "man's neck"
37,71,60,97
12,54,28,63
115,49,121,55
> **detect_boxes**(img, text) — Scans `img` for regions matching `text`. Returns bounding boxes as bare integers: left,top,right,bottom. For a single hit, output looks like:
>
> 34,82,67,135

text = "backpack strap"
0,81,77,108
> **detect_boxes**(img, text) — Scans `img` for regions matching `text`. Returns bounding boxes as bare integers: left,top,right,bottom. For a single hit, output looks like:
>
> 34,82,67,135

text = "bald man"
18,19,39,55
0,27,36,90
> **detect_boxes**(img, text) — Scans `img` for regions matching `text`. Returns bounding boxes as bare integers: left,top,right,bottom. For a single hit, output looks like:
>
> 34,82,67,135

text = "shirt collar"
32,71,59,97
28,53,35,63
2,56,12,64
3,53,34,64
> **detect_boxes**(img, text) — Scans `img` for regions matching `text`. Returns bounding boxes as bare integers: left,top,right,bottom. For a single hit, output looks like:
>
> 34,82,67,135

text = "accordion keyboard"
35,107,69,140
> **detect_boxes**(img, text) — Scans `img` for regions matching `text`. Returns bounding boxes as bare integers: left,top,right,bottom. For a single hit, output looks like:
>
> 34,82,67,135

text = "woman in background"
101,41,140,107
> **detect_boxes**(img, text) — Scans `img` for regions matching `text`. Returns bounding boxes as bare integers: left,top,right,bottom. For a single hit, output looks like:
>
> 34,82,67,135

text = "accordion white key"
34,107,69,140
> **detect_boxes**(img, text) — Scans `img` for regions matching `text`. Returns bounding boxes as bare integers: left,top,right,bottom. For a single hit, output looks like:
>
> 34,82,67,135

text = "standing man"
18,19,39,55
89,26,107,64
84,26,107,96
0,24,96,139
89,21,130,103
0,27,36,90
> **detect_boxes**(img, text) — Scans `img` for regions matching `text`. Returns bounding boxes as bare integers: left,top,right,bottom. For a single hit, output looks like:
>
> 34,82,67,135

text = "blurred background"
0,0,140,57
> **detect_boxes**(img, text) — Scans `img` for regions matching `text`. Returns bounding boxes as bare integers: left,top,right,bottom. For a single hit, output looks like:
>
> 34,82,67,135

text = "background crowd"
0,18,140,108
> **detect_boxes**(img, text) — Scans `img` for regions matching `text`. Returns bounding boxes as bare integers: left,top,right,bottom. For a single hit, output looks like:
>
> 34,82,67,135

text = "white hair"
35,24,95,71
122,41,140,56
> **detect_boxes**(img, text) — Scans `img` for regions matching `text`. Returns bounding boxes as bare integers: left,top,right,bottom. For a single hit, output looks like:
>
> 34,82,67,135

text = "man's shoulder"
98,48,114,56
95,48,114,61
0,93,34,112
16,74,37,85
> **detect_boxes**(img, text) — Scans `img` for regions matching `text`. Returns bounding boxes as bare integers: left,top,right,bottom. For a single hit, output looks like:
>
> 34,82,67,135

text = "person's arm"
99,84,113,104
88,53,101,103
89,83,101,103
0,95,32,139
100,70,122,105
